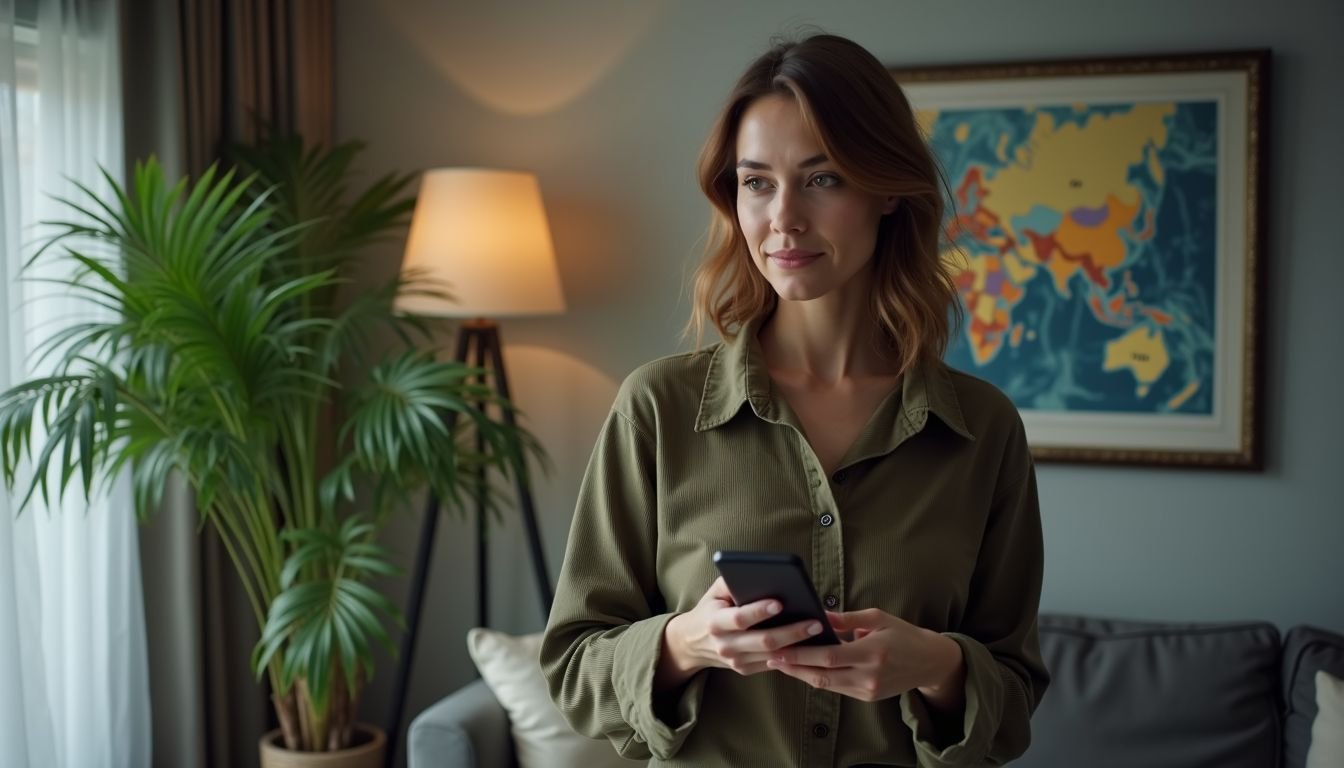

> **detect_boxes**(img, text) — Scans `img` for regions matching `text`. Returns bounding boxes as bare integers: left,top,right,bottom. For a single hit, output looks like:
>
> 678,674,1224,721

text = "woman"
541,33,1048,767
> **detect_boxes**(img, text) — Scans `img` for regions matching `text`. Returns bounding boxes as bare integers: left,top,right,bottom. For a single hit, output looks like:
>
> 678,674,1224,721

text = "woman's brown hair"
687,33,961,375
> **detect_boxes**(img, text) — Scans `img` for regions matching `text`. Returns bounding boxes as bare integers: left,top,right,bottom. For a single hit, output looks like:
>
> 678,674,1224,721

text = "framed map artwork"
892,51,1268,469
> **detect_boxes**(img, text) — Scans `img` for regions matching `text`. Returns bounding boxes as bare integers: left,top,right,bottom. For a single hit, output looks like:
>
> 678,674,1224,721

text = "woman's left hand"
765,608,966,704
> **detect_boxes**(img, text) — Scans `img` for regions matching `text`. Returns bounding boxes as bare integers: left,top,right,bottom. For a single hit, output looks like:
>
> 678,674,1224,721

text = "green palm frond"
0,373,115,507
252,514,402,709
230,133,417,321
316,267,452,375
319,351,546,518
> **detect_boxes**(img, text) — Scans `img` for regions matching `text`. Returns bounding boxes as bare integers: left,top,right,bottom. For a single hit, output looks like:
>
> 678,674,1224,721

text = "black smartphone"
711,550,839,646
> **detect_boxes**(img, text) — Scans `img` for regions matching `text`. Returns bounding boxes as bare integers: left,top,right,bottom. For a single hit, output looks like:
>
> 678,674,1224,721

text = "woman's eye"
810,173,841,188
742,177,769,192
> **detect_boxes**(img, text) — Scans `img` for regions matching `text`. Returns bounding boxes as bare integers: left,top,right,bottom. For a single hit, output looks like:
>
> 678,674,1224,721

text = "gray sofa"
408,614,1344,767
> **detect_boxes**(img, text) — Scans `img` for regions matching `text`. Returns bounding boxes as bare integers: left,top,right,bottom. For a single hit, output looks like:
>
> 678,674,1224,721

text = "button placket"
794,433,841,767
801,688,839,766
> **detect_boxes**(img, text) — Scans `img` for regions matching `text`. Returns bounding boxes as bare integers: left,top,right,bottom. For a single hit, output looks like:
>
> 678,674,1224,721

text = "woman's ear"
883,196,900,215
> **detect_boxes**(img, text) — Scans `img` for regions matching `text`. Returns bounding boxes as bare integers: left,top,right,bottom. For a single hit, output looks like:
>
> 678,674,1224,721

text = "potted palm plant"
0,136,543,766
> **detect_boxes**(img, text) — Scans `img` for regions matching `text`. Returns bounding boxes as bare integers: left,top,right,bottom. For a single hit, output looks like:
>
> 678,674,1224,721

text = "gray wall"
335,0,1344,752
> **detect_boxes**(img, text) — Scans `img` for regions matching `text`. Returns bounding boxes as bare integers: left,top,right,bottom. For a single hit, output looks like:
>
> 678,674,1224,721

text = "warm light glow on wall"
384,0,665,115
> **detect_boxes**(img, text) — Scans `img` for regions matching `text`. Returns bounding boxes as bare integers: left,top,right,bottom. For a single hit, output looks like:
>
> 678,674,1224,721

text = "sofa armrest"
408,678,515,768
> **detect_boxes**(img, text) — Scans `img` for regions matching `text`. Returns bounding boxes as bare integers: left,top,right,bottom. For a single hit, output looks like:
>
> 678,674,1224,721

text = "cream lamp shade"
395,168,566,317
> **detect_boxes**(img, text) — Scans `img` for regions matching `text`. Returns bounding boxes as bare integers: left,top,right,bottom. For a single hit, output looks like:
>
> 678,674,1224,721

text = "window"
14,7,37,233
2,3,150,765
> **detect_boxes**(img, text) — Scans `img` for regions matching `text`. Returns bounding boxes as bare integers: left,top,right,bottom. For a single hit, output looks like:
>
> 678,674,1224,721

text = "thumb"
706,576,736,604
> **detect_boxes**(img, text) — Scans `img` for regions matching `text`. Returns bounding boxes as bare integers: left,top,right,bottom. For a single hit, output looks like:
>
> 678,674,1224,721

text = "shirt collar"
694,314,974,443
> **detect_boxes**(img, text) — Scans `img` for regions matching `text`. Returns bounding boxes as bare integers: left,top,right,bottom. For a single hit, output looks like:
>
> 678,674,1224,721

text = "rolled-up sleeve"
900,447,1050,766
540,405,707,761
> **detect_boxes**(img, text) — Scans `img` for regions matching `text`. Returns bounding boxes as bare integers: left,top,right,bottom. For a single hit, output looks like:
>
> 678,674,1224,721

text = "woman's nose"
770,188,807,234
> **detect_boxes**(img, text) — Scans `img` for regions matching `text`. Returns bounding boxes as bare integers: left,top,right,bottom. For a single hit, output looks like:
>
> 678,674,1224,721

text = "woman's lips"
768,248,822,269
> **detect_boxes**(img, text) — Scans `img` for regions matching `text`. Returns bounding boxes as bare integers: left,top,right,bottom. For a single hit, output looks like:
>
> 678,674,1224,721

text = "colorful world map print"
921,101,1218,415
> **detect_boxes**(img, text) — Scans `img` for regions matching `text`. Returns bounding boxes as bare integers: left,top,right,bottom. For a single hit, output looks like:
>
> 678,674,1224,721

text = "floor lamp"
384,169,565,767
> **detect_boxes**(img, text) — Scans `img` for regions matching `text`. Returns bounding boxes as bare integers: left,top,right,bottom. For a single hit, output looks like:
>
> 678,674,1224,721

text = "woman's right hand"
655,576,827,689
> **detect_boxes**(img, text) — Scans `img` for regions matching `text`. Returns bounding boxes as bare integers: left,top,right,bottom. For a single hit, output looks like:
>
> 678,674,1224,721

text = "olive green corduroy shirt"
540,319,1049,767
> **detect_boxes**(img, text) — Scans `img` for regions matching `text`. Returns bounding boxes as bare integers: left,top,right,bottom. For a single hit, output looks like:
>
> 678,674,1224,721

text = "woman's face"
734,94,896,304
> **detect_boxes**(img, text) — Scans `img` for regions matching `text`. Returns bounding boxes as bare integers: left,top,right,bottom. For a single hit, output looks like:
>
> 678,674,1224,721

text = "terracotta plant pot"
259,724,386,768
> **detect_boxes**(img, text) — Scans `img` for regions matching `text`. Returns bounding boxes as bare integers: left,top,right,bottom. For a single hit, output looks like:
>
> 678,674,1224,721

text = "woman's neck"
758,295,898,384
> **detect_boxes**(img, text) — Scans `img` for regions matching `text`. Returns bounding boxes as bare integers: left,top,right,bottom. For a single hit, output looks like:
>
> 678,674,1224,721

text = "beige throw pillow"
466,628,627,768
1307,670,1344,768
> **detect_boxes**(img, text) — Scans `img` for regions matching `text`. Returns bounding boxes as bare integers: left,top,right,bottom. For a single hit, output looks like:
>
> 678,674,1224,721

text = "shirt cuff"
611,613,708,760
899,632,1005,767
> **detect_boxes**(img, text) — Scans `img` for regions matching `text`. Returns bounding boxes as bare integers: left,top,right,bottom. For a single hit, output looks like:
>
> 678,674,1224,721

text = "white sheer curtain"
0,0,151,766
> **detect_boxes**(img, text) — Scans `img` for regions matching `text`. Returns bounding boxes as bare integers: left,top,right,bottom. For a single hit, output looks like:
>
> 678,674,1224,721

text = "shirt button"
819,513,834,527
811,723,830,738
824,594,839,609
